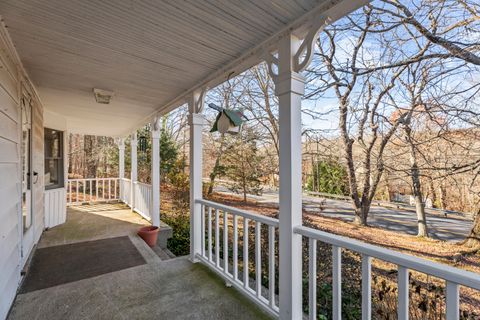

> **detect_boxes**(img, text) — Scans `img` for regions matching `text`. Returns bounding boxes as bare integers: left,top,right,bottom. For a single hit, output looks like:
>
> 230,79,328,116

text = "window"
44,128,64,189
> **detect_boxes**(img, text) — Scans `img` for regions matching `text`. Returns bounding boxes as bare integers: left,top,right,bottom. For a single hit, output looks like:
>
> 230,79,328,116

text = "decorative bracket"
264,15,331,80
190,87,207,114
293,16,330,73
131,132,138,146
115,137,125,148
265,52,279,83
152,115,162,132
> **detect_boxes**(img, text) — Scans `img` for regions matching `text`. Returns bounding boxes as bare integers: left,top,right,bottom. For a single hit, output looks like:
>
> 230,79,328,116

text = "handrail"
295,225,480,291
133,180,151,188
68,177,118,182
196,199,279,227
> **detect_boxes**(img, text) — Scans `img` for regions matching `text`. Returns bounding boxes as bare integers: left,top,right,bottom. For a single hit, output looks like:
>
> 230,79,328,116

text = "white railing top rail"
68,177,119,182
196,199,279,228
133,180,152,188
295,225,480,291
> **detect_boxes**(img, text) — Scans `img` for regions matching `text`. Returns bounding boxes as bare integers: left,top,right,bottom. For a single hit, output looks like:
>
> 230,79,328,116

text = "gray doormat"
20,236,146,293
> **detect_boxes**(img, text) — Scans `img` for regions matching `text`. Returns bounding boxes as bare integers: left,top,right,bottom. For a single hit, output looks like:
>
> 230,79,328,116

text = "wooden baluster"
333,246,342,320
223,211,229,273
398,266,409,320
243,217,249,289
308,239,317,320
362,255,372,320
268,225,276,309
215,209,220,268
446,281,459,320
208,207,212,262
255,221,261,298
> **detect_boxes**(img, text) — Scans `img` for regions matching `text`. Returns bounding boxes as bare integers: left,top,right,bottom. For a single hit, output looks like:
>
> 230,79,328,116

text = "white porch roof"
0,0,360,136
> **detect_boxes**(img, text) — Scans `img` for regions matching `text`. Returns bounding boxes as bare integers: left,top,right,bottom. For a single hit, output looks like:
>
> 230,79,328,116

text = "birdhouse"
210,109,245,134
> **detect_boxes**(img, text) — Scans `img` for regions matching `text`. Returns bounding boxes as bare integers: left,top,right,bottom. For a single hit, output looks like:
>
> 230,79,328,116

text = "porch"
8,204,271,320
0,1,479,319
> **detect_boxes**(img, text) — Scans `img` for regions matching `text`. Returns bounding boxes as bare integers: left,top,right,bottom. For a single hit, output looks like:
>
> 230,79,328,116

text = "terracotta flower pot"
138,226,159,247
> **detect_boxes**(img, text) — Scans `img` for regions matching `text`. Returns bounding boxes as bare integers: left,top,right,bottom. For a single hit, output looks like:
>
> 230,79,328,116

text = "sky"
171,0,480,139
298,0,480,136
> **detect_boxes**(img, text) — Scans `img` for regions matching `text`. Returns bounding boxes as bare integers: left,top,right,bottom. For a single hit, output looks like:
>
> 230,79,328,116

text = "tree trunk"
439,183,447,210
208,158,221,195
462,210,480,249
428,177,437,208
84,135,97,178
414,192,428,237
405,126,428,237
411,168,428,237
353,204,369,225
243,176,247,203
383,171,392,202
207,135,225,195
353,208,363,224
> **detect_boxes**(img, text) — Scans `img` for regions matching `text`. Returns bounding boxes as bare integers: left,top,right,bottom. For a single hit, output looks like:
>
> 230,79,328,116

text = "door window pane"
21,100,32,233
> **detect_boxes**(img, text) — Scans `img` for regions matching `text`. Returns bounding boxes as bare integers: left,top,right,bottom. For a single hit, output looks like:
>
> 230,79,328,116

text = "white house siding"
31,95,44,242
0,22,44,320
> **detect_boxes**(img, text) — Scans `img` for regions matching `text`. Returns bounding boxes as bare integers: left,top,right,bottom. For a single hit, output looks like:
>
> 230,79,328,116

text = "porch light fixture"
93,88,114,104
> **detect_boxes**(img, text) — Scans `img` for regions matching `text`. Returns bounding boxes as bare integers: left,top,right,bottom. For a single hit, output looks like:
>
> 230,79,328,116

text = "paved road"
214,187,473,242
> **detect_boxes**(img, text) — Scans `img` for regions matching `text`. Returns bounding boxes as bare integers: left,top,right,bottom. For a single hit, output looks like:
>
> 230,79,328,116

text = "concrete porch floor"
8,204,272,320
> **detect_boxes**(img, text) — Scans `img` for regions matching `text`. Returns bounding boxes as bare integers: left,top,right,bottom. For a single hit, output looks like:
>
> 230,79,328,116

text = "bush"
306,160,349,195
167,169,189,208
163,209,190,256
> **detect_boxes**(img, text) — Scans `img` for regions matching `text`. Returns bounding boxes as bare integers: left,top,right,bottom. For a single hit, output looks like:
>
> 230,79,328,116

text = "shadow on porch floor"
8,204,272,320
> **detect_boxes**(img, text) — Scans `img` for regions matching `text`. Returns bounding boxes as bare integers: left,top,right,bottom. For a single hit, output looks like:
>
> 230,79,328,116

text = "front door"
21,97,34,262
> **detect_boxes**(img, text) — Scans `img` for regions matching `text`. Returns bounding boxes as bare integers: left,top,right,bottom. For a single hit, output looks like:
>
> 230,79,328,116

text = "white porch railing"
195,199,280,317
67,178,119,205
195,199,479,319
120,178,131,205
67,177,154,222
295,225,480,320
133,181,153,221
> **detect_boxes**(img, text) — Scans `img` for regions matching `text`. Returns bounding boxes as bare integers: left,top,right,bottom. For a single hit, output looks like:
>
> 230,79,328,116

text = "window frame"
44,127,64,190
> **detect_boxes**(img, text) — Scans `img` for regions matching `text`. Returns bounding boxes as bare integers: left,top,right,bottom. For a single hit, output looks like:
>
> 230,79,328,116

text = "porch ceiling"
0,0,350,137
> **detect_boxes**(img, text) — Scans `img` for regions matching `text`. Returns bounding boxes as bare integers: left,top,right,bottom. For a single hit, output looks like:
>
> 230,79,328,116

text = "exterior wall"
32,94,44,242
0,23,22,320
0,22,44,320
44,110,68,228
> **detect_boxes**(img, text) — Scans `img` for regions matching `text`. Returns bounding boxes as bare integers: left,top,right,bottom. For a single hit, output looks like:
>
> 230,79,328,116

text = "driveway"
214,187,473,242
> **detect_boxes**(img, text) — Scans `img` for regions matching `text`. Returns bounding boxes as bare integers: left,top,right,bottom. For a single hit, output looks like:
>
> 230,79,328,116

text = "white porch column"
276,34,305,320
130,133,138,211
188,89,206,262
118,138,125,201
151,120,161,227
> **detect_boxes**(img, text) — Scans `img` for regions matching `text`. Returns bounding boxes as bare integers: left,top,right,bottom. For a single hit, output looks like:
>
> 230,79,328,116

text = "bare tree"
380,0,480,66
306,6,417,225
